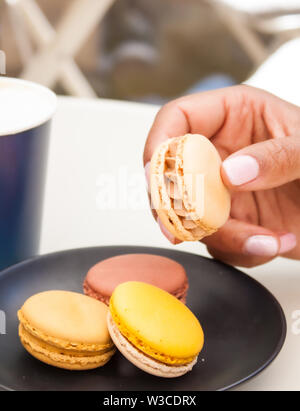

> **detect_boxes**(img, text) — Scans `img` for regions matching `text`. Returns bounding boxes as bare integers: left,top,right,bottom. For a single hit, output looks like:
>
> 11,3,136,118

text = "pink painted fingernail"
279,233,297,254
144,161,151,193
157,217,176,244
244,235,278,256
223,155,259,186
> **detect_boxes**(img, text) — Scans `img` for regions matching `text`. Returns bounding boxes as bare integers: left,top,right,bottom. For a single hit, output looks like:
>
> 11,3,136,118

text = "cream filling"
18,310,114,353
19,324,115,365
108,313,197,376
164,138,208,238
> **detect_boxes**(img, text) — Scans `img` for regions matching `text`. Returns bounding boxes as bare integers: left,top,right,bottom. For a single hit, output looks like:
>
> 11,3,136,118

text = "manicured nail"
244,235,278,256
157,217,176,244
223,155,259,186
144,161,151,193
279,233,297,254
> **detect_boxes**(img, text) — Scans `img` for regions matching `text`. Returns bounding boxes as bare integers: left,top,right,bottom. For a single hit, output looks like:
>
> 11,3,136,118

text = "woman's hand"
143,85,300,267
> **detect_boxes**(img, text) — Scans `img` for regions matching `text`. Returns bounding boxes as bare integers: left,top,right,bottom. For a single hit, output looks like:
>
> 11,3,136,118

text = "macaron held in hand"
150,134,231,242
83,253,189,304
18,290,115,370
107,281,204,378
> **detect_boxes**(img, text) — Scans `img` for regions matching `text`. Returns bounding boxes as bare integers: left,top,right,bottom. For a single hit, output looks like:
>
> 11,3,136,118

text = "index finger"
143,87,230,165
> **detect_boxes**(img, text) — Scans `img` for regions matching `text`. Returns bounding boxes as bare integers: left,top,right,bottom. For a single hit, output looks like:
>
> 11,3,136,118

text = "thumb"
221,135,300,191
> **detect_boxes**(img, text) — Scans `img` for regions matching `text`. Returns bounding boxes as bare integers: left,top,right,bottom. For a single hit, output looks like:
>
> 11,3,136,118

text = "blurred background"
1,0,300,104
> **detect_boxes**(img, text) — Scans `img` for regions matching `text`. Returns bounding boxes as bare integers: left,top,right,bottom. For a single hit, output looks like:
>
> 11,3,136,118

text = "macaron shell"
110,282,204,364
20,344,112,371
182,134,231,229
19,290,112,346
84,254,188,300
107,312,197,377
84,277,188,305
19,324,114,370
83,279,111,305
155,208,192,242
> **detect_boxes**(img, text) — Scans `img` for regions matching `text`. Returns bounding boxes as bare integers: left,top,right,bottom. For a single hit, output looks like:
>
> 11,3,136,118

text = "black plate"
0,246,286,391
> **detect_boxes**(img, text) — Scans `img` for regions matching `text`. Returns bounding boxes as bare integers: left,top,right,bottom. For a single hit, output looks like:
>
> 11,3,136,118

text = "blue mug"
0,78,56,270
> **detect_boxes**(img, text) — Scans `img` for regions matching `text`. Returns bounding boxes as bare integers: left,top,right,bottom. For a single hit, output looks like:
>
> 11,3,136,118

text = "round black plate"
0,246,286,391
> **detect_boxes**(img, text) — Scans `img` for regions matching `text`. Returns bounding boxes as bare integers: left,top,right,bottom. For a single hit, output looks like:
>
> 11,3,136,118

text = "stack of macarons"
18,253,204,377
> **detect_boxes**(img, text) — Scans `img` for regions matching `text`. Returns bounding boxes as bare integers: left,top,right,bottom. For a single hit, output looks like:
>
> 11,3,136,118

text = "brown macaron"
83,254,189,305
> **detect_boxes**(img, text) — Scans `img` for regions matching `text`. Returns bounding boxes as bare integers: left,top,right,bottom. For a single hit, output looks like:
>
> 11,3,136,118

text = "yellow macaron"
107,281,204,377
150,133,231,241
18,290,115,370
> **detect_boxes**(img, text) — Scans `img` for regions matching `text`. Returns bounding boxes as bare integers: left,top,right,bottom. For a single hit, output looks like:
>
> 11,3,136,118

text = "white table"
39,95,300,391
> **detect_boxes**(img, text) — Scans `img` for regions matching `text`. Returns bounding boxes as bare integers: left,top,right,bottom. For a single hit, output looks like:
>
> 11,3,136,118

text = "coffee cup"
0,77,56,270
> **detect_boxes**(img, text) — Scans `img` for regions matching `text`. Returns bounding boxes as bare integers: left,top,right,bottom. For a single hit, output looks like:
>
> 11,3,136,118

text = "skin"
143,85,300,268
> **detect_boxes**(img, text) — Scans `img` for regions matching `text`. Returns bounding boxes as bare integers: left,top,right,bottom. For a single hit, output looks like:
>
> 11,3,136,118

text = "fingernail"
279,233,297,254
157,217,176,244
144,161,151,193
244,235,278,256
223,155,259,186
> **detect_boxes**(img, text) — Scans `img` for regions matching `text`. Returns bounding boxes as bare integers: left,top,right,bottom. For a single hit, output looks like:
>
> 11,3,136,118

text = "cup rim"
0,77,57,136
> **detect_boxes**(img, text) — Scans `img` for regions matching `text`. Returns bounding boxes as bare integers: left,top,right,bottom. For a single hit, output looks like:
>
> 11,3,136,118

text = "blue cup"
0,78,56,270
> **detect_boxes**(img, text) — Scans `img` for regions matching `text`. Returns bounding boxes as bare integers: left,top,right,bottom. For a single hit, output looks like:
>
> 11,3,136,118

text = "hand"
143,85,300,267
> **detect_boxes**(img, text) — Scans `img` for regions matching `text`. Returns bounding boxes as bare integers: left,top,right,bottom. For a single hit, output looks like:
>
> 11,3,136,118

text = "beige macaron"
18,290,115,370
150,134,231,242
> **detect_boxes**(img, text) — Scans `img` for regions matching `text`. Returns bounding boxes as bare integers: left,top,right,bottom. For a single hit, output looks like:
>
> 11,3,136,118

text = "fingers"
143,102,189,166
143,86,240,243
202,218,297,267
143,86,300,256
143,87,232,165
222,135,300,191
